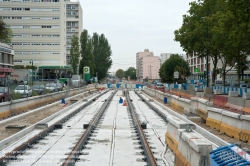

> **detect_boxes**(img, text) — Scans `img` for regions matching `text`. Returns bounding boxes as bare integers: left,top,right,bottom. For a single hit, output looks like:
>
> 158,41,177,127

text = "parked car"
45,83,57,92
0,87,12,102
55,83,63,91
156,83,165,89
32,84,46,95
240,84,250,88
14,85,32,98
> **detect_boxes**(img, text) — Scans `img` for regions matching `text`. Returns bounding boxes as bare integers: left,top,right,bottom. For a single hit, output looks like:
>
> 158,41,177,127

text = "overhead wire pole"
206,21,209,87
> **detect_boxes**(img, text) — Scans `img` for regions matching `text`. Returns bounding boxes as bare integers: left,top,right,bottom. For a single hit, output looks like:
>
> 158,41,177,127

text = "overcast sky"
78,0,192,72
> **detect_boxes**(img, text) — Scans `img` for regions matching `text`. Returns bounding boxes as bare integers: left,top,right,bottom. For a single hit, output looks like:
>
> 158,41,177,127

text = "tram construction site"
0,88,248,166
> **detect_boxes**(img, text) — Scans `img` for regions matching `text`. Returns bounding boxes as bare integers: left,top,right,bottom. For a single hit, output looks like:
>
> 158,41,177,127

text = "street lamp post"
30,60,33,86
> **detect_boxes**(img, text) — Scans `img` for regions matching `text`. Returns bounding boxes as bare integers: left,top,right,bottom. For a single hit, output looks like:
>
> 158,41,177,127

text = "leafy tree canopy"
115,69,124,79
125,67,136,80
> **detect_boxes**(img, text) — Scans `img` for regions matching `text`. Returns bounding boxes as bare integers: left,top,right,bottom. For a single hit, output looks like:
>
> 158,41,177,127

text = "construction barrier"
206,107,223,130
220,111,242,139
240,115,250,142
144,87,250,144
165,116,187,154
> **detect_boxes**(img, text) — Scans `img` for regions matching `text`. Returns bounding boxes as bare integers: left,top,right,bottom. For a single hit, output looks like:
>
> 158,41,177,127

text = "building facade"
136,49,160,81
0,43,15,86
0,0,82,67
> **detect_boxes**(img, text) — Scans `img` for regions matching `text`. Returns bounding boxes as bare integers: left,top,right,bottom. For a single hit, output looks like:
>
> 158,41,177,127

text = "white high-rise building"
0,0,82,67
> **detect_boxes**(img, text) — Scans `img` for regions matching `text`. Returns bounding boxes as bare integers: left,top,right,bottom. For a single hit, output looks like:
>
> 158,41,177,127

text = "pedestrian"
65,80,67,86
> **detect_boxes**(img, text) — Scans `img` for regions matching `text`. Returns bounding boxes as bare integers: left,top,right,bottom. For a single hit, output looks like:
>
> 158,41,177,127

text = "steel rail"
62,90,117,166
125,91,157,166
0,91,109,166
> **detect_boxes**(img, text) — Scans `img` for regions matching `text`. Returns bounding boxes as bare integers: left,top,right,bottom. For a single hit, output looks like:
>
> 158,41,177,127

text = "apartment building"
136,49,160,81
0,0,82,67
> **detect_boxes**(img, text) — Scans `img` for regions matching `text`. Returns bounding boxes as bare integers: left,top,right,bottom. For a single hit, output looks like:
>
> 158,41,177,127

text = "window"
13,34,22,37
32,0,40,2
3,16,10,19
23,26,30,28
12,17,22,19
42,26,51,28
24,8,30,10
52,17,59,19
42,17,52,20
32,34,40,37
12,43,22,45
12,8,22,10
32,43,40,45
23,43,30,45
32,17,40,19
23,34,30,37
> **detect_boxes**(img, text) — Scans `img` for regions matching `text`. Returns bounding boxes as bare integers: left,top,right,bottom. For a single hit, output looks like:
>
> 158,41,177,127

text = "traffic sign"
84,66,90,74
174,71,179,79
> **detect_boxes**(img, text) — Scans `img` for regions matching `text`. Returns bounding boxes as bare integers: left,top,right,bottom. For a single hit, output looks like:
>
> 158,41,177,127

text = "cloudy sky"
78,0,192,72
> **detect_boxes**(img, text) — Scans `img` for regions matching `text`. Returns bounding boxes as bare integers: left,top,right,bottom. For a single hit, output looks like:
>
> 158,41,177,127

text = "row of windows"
3,16,59,20
66,5,77,10
0,7,59,11
15,52,60,54
66,22,78,27
12,43,60,46
11,25,59,28
13,34,60,37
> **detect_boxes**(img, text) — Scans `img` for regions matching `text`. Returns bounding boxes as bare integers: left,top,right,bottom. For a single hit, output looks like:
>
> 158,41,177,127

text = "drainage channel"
126,91,157,166
62,90,117,166
0,90,109,166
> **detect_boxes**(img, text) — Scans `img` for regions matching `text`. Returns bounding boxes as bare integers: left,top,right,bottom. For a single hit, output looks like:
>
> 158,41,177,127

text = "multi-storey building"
0,43,14,86
0,0,82,67
136,49,160,81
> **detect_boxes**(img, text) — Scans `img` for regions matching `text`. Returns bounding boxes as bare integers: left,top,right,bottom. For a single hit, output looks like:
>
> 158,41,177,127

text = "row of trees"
174,0,250,86
70,29,113,81
160,54,191,83
115,67,136,80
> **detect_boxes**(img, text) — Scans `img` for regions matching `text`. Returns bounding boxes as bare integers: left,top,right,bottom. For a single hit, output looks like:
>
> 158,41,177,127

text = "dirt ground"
0,92,91,141
151,95,250,150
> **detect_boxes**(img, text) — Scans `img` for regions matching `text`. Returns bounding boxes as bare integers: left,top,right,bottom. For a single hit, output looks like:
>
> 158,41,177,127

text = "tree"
159,54,190,83
125,67,136,80
0,17,12,44
92,33,112,81
79,29,89,75
69,35,80,74
115,69,124,79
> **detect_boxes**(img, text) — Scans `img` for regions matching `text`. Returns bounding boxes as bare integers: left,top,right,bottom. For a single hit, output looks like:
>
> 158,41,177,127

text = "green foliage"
0,17,12,44
124,67,136,80
32,91,39,96
159,54,190,83
92,33,112,81
69,35,80,74
174,0,250,85
79,30,112,81
14,65,25,69
13,93,20,100
79,29,89,75
26,65,37,70
115,69,125,79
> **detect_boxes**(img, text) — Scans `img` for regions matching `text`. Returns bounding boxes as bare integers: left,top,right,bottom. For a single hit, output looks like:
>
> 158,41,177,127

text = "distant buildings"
0,0,83,67
136,49,160,81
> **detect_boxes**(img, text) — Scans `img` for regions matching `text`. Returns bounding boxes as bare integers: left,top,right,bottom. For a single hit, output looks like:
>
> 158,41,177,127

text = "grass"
12,93,21,100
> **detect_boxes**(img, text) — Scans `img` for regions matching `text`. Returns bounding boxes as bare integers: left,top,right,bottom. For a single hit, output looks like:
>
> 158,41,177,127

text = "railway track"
0,89,233,166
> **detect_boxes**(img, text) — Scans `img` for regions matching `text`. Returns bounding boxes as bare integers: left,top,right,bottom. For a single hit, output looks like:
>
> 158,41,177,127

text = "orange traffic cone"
122,100,127,106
